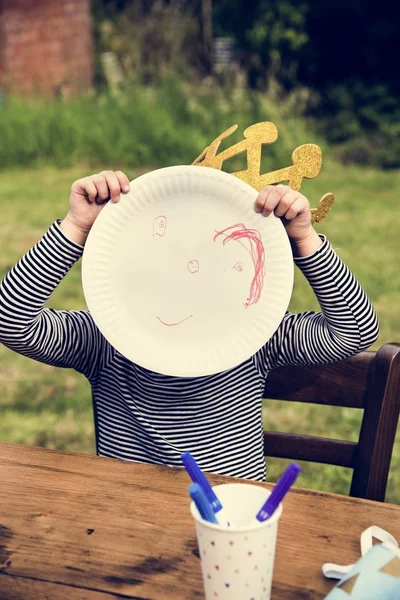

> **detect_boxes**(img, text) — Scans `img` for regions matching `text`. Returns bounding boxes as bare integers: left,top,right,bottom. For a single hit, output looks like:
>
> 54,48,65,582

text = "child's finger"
274,189,305,218
99,170,122,203
254,186,273,213
81,178,98,204
254,186,281,216
260,185,292,216
115,170,130,194
282,196,307,220
92,174,111,205
73,177,98,203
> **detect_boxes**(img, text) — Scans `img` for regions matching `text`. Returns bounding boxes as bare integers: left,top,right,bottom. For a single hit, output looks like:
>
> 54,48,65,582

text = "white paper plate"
82,165,293,377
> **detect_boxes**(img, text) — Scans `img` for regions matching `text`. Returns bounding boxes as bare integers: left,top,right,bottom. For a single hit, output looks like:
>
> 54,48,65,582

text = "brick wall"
0,0,93,95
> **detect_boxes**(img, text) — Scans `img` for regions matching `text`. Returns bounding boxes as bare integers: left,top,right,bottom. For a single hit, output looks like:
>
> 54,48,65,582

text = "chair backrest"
263,343,400,502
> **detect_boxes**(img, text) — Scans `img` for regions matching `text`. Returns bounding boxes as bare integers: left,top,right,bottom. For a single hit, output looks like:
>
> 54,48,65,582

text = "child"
0,170,379,481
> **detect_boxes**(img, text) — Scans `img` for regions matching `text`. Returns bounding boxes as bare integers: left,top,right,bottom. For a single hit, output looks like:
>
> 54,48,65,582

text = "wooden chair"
263,342,400,502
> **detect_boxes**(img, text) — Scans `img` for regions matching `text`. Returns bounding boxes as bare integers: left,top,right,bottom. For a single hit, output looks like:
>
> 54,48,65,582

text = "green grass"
0,160,399,504
0,81,314,173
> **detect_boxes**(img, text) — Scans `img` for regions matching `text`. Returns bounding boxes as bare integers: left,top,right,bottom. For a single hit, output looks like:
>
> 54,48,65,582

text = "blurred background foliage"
1,0,399,169
93,0,400,168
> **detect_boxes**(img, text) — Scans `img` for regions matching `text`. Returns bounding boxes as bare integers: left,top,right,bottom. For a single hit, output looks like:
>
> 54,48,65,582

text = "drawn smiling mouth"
156,315,193,327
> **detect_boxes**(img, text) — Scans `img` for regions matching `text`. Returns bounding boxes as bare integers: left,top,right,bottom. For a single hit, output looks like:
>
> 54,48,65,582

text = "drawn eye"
187,260,199,274
233,262,244,272
153,215,167,237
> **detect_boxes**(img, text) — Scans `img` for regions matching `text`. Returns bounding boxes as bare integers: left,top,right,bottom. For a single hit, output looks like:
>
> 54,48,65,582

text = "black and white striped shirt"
0,222,379,480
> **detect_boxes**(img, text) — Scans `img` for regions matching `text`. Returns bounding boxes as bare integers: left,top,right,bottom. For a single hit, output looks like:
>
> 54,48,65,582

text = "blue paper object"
324,540,400,599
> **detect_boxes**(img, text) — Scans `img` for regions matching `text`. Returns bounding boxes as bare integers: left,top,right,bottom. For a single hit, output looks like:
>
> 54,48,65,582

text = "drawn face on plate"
151,215,266,328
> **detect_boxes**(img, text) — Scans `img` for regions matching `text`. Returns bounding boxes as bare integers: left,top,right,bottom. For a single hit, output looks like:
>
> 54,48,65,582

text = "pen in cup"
189,483,219,524
254,462,301,523
181,451,230,526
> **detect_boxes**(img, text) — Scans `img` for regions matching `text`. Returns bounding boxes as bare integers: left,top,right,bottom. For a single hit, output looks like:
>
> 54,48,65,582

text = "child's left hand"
254,184,313,243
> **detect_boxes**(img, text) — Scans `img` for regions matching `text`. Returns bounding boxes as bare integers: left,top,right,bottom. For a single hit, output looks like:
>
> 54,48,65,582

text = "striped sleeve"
255,235,379,373
0,222,112,379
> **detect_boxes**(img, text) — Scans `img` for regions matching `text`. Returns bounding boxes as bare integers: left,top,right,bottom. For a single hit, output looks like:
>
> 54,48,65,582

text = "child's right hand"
60,170,130,245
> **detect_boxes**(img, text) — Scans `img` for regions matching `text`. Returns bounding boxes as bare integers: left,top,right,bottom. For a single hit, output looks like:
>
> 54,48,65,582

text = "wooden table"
0,443,399,600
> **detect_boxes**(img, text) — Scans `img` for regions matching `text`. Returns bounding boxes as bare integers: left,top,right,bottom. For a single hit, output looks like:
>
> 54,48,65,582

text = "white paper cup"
190,483,282,600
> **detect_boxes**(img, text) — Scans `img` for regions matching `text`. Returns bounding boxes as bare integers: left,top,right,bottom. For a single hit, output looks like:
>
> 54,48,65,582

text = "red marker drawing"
214,223,266,308
156,315,193,327
187,260,199,274
153,215,167,237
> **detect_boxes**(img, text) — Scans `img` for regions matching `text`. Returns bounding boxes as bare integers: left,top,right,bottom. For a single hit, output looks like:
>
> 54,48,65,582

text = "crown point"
291,144,322,178
310,193,335,223
243,122,278,144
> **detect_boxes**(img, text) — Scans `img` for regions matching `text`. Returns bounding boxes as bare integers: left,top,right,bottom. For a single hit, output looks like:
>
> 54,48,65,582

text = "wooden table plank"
0,443,399,600
0,575,129,600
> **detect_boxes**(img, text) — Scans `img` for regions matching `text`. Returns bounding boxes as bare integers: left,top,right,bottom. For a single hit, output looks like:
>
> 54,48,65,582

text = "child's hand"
61,171,130,245
254,184,322,256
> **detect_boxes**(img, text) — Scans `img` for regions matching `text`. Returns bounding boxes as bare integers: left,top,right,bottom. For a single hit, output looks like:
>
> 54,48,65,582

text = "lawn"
0,162,399,503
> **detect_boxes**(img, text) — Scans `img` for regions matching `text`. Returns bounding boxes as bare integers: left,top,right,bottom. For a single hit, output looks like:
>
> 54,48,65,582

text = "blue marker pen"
255,463,301,522
181,451,230,525
189,483,219,524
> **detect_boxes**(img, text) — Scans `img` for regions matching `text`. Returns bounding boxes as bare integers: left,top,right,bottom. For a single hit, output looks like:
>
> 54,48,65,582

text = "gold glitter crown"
192,122,334,224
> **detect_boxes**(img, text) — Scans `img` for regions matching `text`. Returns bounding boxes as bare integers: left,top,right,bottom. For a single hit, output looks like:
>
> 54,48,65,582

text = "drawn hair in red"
213,223,266,308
